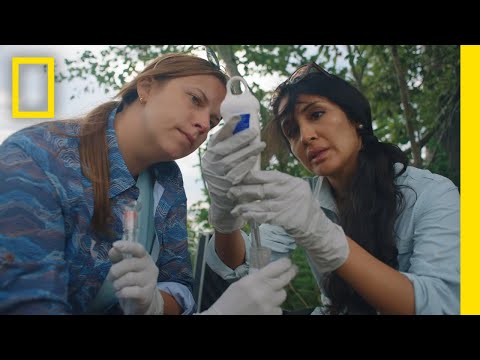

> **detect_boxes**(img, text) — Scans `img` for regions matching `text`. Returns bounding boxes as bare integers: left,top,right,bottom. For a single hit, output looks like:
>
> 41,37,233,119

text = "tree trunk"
214,45,243,94
424,145,433,164
442,96,460,188
389,45,423,167
345,45,366,92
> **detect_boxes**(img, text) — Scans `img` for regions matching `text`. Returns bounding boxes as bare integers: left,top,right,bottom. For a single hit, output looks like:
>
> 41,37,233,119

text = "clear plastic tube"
248,155,271,271
122,201,138,249
249,219,271,272
121,201,139,314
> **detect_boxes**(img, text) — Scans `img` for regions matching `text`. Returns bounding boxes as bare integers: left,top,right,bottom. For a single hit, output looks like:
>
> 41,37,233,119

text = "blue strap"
136,169,156,255
87,169,156,314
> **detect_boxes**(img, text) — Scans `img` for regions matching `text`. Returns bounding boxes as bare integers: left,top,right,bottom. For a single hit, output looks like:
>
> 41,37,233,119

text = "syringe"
122,201,138,248
120,200,139,314
249,219,271,270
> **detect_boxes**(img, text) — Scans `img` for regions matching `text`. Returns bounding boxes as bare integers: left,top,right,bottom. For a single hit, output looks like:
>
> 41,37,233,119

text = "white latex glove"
199,257,298,315
108,240,164,315
228,170,350,274
201,116,266,233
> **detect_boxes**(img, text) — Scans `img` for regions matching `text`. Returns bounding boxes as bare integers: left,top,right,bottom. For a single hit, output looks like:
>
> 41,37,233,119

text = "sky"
0,45,283,210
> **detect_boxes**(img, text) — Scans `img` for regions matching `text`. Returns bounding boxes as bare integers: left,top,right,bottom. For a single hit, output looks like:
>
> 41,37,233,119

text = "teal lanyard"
136,169,156,254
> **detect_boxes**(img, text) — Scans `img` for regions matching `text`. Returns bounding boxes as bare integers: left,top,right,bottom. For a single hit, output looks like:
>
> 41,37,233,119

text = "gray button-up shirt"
206,164,460,315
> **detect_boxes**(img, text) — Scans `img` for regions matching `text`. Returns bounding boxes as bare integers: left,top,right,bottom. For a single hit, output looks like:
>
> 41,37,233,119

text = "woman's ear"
137,77,154,102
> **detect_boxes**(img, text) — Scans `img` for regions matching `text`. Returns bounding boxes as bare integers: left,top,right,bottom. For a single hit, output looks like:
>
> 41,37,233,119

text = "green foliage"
58,45,201,98
282,247,321,311
425,136,451,181
62,45,460,312
189,200,212,233
186,217,199,265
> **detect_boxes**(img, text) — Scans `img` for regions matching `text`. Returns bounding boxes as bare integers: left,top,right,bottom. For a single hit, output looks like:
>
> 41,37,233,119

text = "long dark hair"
268,72,409,314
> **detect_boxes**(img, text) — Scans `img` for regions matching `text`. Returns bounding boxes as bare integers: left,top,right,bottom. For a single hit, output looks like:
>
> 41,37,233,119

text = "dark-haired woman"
202,62,459,315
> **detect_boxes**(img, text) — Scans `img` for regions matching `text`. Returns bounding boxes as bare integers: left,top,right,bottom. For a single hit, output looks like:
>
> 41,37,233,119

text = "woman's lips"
177,129,195,147
308,148,329,164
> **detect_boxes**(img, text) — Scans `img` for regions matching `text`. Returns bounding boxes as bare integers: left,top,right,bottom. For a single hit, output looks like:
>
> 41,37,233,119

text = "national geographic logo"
11,57,55,119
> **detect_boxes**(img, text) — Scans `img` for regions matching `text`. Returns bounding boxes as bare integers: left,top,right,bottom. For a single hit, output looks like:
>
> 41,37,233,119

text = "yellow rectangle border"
460,45,478,314
12,57,55,118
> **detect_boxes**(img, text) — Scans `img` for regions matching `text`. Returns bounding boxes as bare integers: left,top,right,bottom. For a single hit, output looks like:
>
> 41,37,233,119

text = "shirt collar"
106,106,136,198
312,176,338,215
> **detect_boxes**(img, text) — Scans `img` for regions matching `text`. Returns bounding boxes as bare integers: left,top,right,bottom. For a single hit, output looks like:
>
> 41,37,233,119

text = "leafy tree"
62,45,459,311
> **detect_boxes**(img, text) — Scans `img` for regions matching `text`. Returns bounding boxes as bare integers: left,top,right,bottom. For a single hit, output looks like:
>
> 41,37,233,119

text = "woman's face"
141,74,226,161
280,94,362,178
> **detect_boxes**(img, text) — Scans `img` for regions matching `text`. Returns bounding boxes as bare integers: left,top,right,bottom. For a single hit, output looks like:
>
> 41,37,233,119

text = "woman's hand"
201,116,265,233
199,257,297,315
229,170,349,273
108,241,164,315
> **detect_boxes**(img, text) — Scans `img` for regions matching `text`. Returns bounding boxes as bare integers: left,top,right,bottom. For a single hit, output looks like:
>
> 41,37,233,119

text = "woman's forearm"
335,237,415,315
160,290,182,315
214,229,246,269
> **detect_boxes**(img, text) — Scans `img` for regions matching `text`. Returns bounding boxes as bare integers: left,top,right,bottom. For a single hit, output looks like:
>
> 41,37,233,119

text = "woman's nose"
194,111,210,134
299,123,317,145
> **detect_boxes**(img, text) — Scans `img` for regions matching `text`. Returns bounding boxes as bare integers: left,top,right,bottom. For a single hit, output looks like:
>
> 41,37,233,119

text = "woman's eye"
311,111,325,120
191,95,201,105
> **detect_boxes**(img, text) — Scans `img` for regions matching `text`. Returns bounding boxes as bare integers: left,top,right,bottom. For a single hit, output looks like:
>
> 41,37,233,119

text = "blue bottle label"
232,114,250,135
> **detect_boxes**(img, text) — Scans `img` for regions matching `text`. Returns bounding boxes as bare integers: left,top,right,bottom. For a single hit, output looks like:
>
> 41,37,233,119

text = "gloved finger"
115,285,151,301
241,170,293,185
227,184,265,202
231,199,286,220
202,141,265,180
202,175,232,194
209,128,261,156
107,257,151,281
233,209,278,225
208,116,242,146
270,288,288,306
266,265,298,290
255,257,293,279
112,270,151,291
222,141,265,173
263,306,283,315
209,193,236,211
225,155,261,185
108,246,125,264
227,182,286,203
112,240,148,258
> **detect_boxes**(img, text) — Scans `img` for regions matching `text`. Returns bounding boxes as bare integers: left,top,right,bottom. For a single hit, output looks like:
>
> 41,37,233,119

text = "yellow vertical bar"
11,58,20,118
47,58,55,118
460,45,479,314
